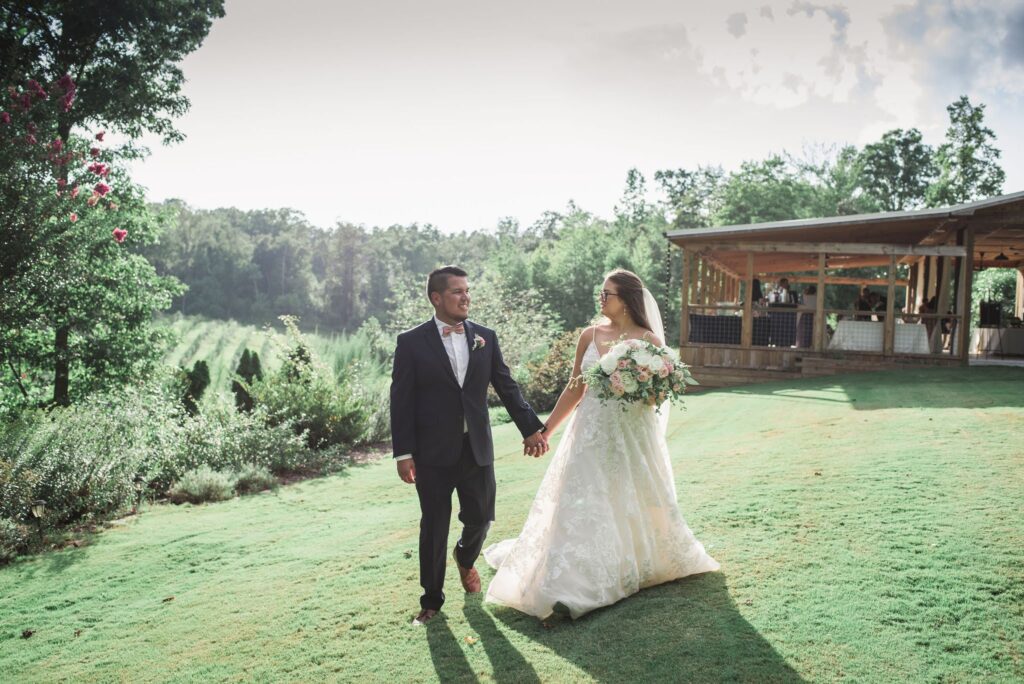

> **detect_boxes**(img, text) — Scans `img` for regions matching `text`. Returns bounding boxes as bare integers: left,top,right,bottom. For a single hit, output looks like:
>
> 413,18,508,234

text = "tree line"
144,94,1006,335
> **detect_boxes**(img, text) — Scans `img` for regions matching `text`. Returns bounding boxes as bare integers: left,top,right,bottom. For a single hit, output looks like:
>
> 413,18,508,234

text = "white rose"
611,342,629,358
599,354,619,375
646,355,665,373
633,351,654,369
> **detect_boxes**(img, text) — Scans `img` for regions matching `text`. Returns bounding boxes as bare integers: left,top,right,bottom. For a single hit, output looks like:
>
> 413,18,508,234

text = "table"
970,327,1024,355
828,320,931,354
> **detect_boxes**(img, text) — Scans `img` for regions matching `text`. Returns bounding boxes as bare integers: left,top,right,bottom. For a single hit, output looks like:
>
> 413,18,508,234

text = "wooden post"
1016,269,1024,319
926,255,937,302
930,256,952,353
883,255,897,356
700,258,711,306
680,249,691,346
957,226,974,363
813,252,826,352
742,253,754,348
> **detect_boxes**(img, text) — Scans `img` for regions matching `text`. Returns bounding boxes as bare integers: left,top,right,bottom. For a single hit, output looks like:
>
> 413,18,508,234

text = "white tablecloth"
971,327,1024,355
828,320,931,354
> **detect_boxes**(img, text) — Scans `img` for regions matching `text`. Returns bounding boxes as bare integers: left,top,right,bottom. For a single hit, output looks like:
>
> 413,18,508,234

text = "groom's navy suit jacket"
390,319,544,468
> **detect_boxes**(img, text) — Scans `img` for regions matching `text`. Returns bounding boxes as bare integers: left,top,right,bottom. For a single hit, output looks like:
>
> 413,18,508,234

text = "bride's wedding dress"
483,338,720,620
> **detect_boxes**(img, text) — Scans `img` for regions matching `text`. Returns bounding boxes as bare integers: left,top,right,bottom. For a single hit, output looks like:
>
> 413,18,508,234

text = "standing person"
483,269,719,620
390,266,549,626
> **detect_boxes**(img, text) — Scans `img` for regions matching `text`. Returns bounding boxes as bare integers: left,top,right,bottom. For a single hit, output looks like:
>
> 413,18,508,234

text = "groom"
390,266,549,626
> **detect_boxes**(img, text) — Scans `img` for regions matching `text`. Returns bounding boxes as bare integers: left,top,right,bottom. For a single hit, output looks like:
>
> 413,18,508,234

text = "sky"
128,0,1024,233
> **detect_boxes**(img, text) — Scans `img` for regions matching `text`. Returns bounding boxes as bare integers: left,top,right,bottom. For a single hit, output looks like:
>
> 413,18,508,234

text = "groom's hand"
523,431,548,458
397,459,416,484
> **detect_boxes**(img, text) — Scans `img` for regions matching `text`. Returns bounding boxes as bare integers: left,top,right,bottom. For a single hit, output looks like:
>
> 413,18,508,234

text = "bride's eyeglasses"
599,290,620,302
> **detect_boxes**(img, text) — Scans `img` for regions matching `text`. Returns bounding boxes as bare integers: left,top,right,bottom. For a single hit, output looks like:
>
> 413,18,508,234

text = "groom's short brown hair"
426,266,468,301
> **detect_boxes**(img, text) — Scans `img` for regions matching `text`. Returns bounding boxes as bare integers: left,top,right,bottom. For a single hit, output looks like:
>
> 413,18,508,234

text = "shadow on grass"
489,571,804,683
720,366,1024,411
425,614,477,683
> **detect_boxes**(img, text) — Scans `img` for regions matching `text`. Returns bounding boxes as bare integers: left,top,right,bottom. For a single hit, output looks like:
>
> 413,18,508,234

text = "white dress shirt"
395,316,469,462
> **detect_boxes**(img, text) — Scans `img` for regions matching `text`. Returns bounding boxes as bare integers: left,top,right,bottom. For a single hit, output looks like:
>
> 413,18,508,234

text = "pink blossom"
57,178,67,190
95,131,105,142
57,74,75,92
26,122,37,135
88,162,109,176
18,92,33,110
0,111,9,124
61,92,74,111
27,79,47,100
107,201,118,210
25,133,37,145
70,186,80,199
112,228,127,243
617,359,629,369
658,365,670,379
87,192,100,207
69,212,78,223
90,147,100,157
637,370,650,383
50,138,63,152
94,182,111,196
672,384,681,392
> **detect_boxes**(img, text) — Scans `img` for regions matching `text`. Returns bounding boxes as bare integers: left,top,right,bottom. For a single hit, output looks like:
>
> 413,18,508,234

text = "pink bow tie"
442,323,465,336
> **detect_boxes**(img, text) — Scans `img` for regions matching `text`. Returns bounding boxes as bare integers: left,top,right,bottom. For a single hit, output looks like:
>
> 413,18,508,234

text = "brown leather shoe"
412,609,438,626
453,548,482,593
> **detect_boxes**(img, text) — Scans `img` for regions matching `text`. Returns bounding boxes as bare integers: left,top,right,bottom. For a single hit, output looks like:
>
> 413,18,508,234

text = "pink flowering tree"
0,76,183,413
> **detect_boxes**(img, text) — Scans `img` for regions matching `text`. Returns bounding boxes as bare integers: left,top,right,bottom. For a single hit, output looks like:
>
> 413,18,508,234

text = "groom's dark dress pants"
415,433,495,611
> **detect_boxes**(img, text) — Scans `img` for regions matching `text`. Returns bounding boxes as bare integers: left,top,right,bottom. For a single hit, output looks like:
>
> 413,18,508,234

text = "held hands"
523,430,549,458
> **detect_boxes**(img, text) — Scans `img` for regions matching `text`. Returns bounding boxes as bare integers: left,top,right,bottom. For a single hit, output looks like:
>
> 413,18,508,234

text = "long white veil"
642,287,671,438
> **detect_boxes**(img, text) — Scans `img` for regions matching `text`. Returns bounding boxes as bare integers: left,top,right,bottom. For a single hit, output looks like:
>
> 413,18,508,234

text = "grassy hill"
1,367,1022,682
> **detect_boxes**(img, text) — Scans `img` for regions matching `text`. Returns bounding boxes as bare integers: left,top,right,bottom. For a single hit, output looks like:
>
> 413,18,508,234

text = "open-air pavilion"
666,191,1024,388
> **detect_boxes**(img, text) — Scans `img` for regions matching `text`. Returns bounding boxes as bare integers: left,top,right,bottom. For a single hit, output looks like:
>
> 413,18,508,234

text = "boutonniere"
472,335,486,351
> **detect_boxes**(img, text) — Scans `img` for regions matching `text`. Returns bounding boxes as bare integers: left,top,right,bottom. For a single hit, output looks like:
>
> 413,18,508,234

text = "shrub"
488,406,512,425
250,316,369,450
168,466,235,505
522,328,584,413
0,518,31,563
233,464,277,495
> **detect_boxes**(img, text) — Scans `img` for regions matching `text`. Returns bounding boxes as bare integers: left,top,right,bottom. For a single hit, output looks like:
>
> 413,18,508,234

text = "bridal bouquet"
580,338,698,413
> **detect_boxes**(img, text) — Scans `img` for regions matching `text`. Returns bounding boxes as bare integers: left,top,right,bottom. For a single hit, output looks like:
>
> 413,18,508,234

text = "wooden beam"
784,275,910,287
695,251,742,279
742,253,754,349
883,255,897,356
957,226,975,364
685,242,967,257
680,248,691,346
813,253,826,352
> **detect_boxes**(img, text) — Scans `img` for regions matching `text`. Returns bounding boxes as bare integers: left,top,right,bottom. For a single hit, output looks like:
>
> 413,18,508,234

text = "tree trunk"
53,324,70,406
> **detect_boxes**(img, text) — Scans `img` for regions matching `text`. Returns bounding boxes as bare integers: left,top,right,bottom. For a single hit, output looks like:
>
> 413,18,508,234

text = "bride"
483,268,720,620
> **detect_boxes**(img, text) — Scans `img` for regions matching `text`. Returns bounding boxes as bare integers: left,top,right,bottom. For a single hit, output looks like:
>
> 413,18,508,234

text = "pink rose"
658,366,670,378
112,228,127,243
637,370,650,383
69,212,78,223
617,358,629,369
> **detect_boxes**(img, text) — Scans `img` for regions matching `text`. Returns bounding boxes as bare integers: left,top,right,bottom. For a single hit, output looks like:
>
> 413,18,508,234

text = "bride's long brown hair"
600,268,650,330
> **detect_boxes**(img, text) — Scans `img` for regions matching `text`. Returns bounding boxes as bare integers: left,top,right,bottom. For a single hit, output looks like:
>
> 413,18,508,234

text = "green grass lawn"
2,367,1022,683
